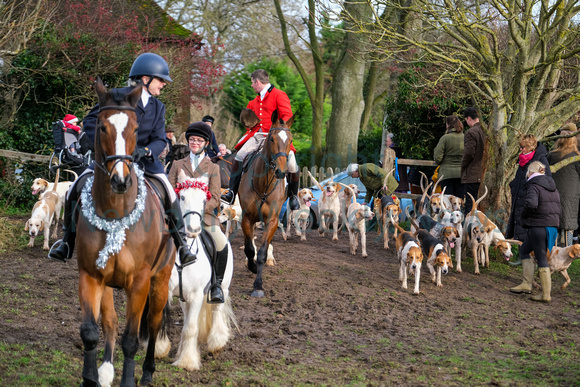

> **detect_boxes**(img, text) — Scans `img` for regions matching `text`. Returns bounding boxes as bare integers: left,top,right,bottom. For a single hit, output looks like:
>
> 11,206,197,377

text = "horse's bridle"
251,127,292,204
94,105,138,177
267,127,291,180
182,210,203,224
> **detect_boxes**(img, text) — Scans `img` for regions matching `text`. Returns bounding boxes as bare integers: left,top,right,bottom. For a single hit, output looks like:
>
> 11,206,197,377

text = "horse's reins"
174,209,204,302
94,105,138,177
251,128,291,207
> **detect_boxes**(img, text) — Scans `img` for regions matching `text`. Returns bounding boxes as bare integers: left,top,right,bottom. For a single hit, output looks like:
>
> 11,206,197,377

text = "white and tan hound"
308,171,342,241
283,188,315,241
394,223,424,294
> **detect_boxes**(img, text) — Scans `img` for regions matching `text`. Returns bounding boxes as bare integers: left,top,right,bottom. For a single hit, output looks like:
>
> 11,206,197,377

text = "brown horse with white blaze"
75,77,175,387
239,112,293,297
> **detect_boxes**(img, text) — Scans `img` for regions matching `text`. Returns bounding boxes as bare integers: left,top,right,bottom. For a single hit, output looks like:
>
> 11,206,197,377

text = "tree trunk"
326,1,370,168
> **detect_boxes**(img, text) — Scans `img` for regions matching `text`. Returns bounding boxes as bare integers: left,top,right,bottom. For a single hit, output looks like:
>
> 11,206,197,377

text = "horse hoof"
251,290,264,297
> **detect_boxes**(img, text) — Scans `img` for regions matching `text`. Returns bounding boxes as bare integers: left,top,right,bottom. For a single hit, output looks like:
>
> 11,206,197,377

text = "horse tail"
139,297,172,343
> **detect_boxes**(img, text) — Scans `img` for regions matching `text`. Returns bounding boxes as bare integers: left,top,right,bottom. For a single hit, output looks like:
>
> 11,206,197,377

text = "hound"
440,210,464,272
419,171,450,218
30,169,77,221
374,195,401,249
411,214,453,287
308,171,342,241
218,204,241,239
26,170,61,250
344,186,375,257
464,187,520,274
282,188,315,241
338,183,360,232
439,226,460,257
448,195,465,212
394,223,424,294
546,244,580,290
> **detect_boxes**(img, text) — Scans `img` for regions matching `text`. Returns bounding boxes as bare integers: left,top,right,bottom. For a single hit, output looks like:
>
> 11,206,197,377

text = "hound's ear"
39,221,44,231
24,220,29,231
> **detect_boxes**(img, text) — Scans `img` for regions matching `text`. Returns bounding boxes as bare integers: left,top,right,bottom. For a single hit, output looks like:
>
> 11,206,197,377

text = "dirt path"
1,218,579,386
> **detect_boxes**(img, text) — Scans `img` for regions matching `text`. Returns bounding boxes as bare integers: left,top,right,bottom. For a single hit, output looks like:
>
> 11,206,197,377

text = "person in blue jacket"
49,53,195,264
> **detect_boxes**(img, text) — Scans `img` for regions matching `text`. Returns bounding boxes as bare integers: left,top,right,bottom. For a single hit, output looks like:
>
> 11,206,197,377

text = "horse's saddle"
144,172,171,209
199,229,217,265
242,150,261,173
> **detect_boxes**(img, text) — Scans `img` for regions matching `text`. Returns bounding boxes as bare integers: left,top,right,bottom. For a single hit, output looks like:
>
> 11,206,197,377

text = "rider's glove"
134,147,152,162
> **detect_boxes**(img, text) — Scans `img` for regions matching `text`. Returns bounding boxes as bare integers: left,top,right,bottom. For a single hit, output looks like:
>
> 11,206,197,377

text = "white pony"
156,170,236,371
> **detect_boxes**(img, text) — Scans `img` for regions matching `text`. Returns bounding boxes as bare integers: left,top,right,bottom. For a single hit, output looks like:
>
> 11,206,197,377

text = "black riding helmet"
129,53,172,82
185,121,212,142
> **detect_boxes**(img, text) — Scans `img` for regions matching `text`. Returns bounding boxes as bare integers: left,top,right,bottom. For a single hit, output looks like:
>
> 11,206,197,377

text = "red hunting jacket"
235,85,296,152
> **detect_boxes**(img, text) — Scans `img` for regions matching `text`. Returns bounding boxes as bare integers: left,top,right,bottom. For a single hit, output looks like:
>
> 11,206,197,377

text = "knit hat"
63,114,78,124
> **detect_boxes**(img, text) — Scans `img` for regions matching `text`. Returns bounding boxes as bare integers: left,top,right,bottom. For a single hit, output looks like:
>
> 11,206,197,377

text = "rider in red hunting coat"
221,69,300,211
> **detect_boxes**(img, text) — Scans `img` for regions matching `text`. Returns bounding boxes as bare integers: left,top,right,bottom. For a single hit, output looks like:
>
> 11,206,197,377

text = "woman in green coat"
434,115,465,197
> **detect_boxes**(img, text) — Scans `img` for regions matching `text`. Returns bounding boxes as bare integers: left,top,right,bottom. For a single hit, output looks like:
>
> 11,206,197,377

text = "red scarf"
518,151,535,167
63,121,81,133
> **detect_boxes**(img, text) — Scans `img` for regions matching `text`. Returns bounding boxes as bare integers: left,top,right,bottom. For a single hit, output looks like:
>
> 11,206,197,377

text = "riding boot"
48,173,90,261
48,194,77,262
221,159,241,205
287,173,300,211
510,258,534,294
531,267,552,302
167,199,197,265
207,246,229,304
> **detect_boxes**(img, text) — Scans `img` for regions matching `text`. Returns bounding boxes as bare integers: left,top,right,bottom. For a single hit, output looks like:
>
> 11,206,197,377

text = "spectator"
434,115,465,197
218,143,231,156
346,163,399,204
202,115,220,158
383,132,409,193
164,125,177,165
461,107,486,213
506,134,552,265
548,130,580,246
509,161,560,302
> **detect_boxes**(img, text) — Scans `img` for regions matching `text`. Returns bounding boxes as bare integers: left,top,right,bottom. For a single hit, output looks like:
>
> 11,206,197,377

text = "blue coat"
83,86,167,174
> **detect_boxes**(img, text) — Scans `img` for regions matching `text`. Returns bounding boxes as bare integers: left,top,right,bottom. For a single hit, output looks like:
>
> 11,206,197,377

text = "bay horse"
75,77,174,387
213,151,236,188
155,170,236,371
239,113,294,297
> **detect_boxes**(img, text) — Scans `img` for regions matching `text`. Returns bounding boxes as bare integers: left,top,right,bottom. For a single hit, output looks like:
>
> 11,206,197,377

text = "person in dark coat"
201,115,220,158
506,134,552,245
461,107,486,213
510,161,561,302
548,132,580,246
49,52,196,264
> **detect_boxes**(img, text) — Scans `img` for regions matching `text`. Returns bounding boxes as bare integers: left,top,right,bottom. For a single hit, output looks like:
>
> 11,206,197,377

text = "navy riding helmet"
129,53,172,82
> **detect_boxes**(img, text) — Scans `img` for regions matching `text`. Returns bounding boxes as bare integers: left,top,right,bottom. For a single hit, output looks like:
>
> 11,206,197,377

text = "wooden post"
383,147,396,172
